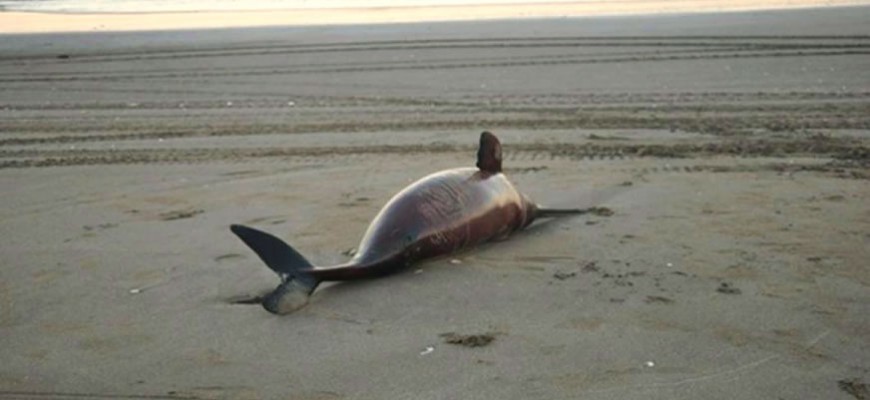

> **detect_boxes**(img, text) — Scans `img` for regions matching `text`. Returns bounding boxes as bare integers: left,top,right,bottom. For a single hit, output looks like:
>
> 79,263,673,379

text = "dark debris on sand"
839,379,869,400
553,271,577,280
440,332,498,347
586,207,615,217
581,261,599,273
645,295,675,304
159,209,204,221
717,282,742,295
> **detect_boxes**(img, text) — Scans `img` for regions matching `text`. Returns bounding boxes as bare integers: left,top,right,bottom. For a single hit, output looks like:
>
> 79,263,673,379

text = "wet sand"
1,6,869,400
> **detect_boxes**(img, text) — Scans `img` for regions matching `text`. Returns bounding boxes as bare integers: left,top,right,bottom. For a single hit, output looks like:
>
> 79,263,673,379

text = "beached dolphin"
231,131,585,314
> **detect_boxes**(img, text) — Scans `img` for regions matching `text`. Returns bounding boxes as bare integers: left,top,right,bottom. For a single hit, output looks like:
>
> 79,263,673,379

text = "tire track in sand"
1,138,867,170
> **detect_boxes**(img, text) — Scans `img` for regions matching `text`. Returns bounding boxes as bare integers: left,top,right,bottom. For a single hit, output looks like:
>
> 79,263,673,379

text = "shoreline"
2,0,869,34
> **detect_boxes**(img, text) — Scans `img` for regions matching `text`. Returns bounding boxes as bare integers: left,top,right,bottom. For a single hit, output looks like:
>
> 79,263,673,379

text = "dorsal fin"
476,131,502,173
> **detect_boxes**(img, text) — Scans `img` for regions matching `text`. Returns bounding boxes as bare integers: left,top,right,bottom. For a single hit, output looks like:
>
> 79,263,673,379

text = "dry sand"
1,6,869,400
2,0,870,33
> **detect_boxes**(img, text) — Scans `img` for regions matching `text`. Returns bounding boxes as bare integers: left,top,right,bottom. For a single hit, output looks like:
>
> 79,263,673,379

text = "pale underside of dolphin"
231,131,586,314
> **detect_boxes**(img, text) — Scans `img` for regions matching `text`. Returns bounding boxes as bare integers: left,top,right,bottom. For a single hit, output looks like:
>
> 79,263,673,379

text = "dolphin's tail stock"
230,224,321,315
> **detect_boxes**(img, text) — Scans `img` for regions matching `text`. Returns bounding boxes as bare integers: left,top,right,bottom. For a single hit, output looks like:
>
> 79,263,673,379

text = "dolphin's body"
231,131,583,314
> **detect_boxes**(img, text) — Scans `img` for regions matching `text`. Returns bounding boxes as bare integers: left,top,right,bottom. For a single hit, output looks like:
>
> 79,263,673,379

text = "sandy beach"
1,5,869,400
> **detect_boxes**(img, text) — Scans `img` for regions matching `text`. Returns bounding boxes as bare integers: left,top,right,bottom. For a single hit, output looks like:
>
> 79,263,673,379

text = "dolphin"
231,131,585,314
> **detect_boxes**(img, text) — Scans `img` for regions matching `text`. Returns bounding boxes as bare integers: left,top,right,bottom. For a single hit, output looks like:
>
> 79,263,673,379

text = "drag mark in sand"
578,329,833,394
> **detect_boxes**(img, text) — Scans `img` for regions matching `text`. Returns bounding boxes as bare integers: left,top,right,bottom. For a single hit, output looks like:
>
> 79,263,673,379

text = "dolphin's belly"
353,168,528,268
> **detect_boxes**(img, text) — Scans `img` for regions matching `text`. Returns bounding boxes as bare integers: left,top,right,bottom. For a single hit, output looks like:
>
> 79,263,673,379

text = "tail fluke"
230,224,320,314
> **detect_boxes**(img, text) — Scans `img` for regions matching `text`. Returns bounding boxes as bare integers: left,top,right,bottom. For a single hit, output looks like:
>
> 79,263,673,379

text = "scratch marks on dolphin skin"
416,178,477,248
418,180,471,226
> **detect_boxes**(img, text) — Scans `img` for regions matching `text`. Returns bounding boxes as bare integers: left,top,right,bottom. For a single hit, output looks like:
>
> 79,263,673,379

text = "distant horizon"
13,0,595,14
2,0,869,34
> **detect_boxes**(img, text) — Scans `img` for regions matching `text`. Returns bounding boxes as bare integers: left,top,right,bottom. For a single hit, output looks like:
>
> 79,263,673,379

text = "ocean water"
0,0,582,13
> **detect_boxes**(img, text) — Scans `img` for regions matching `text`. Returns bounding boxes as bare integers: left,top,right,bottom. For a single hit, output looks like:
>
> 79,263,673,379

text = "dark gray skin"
231,131,584,314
